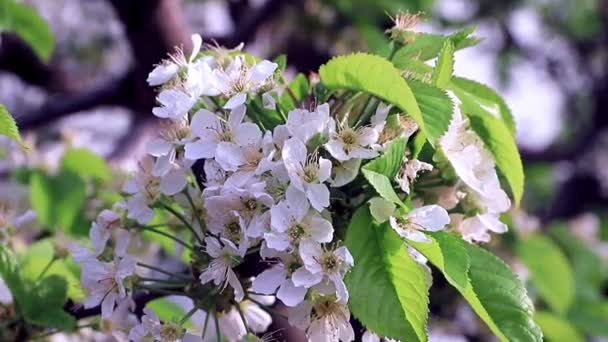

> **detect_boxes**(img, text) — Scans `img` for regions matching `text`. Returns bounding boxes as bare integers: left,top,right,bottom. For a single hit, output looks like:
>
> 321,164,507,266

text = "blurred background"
1,0,607,341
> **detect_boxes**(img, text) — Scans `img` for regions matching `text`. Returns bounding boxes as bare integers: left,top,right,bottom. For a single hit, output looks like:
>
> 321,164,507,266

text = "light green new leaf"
279,73,309,112
23,275,76,331
318,53,434,140
21,239,84,300
392,27,480,63
0,0,54,61
362,169,403,205
408,232,469,290
147,297,195,329
61,148,111,182
454,88,524,205
30,169,88,235
432,40,454,89
409,233,542,342
0,104,24,147
0,245,27,306
368,197,396,223
345,207,429,342
516,234,575,314
408,80,454,144
451,77,516,135
534,311,584,342
363,137,407,179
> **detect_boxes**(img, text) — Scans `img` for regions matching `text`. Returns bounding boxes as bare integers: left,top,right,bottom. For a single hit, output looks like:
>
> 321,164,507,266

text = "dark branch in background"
0,33,72,92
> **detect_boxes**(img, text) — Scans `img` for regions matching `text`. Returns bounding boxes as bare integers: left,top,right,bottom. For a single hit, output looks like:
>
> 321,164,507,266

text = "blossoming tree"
0,11,544,342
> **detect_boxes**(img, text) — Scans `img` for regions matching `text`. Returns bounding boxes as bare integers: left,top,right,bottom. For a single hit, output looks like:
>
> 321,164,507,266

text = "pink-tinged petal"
262,92,276,110
252,266,285,294
477,213,508,233
235,122,262,147
224,93,247,110
408,205,450,231
306,183,330,211
277,280,307,307
184,140,217,160
100,290,118,319
249,60,278,82
298,239,323,273
308,215,333,243
146,137,173,157
190,109,220,137
334,246,354,266
291,267,323,288
317,157,332,182
358,127,380,146
263,232,290,251
160,168,187,196
215,142,246,171
325,140,349,161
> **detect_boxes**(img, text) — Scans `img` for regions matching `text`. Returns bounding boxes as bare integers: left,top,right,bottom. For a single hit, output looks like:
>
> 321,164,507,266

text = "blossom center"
287,222,307,241
321,253,339,273
303,165,319,183
224,221,242,242
339,129,359,148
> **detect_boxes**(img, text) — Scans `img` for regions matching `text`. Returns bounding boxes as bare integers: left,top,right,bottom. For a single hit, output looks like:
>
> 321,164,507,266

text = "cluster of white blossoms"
69,33,514,342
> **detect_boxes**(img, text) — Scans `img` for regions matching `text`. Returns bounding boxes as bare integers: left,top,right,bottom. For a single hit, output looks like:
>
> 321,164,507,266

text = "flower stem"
179,307,198,325
235,303,250,334
137,225,194,251
214,310,222,342
36,257,57,281
183,189,206,234
136,262,191,280
136,283,185,296
159,201,204,245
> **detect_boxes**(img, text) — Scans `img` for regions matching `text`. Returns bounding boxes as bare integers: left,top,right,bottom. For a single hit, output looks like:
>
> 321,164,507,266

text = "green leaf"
408,80,453,143
432,40,454,89
23,275,76,331
61,148,111,182
409,233,542,342
0,104,24,147
273,54,287,72
451,77,516,135
345,207,429,342
516,234,574,314
534,311,584,342
364,137,407,179
464,242,542,341
319,53,439,141
408,232,469,290
362,169,402,205
30,169,88,235
279,73,309,112
368,197,396,223
567,301,608,336
0,245,27,306
147,297,195,329
0,0,54,61
392,27,480,63
21,239,84,300
455,88,524,205
550,225,607,301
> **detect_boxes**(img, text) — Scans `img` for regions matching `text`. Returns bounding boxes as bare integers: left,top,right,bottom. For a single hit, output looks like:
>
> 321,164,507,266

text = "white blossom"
389,205,450,243
453,213,507,243
395,159,433,194
289,298,354,342
199,237,245,302
325,117,382,161
282,138,332,211
89,209,121,256
252,252,308,307
330,158,361,188
286,103,331,143
292,240,353,303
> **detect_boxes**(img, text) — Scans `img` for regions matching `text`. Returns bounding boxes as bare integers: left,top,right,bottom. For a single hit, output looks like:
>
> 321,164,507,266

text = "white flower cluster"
71,34,515,342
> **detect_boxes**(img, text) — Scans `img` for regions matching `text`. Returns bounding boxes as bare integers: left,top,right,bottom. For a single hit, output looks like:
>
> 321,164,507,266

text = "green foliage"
319,53,433,140
516,234,575,314
0,0,54,61
550,225,607,302
409,232,542,342
279,73,310,112
23,275,76,331
534,311,584,342
61,148,111,182
567,301,608,337
0,246,75,330
392,27,480,63
0,104,24,148
30,169,88,235
408,80,454,143
345,206,429,342
451,77,516,135
21,239,84,300
147,298,195,329
455,88,524,205
432,40,454,89
362,137,407,205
